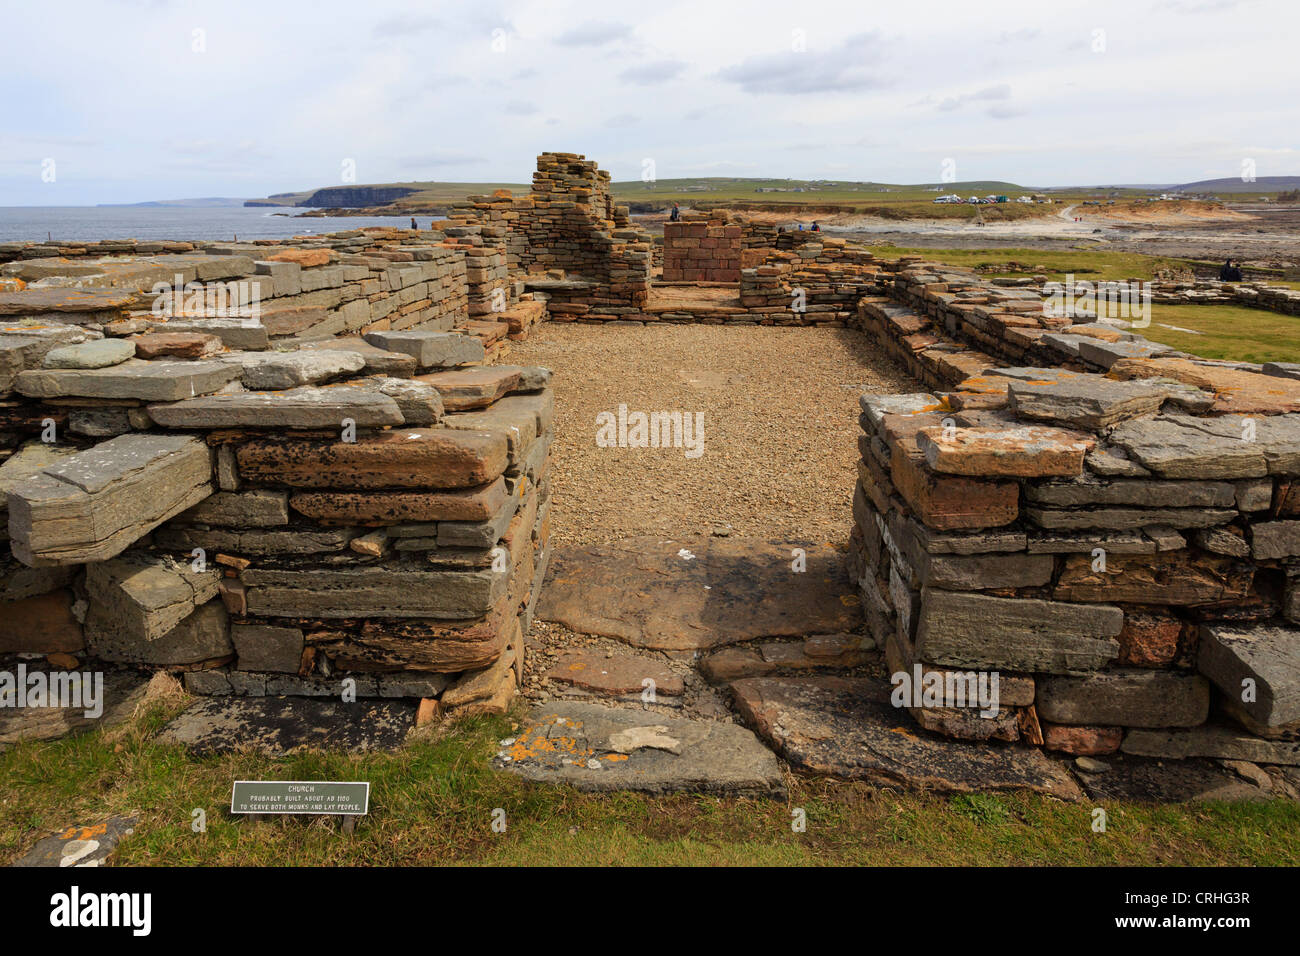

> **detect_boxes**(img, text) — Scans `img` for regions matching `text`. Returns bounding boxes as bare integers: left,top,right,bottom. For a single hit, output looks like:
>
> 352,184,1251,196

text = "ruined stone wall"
454,153,653,322
849,259,1300,762
0,228,553,715
661,220,741,282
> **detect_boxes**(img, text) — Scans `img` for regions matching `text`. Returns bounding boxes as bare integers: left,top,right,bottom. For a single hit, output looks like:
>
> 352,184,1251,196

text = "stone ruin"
1,151,1298,776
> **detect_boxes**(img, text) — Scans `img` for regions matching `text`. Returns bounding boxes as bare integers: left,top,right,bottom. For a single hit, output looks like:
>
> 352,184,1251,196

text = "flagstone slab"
536,536,861,651
159,696,413,756
15,358,240,401
497,701,784,796
729,675,1082,797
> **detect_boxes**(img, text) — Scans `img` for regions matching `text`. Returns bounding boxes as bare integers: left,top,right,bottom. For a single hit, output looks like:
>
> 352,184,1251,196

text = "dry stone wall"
849,258,1300,763
661,219,741,282
0,227,553,716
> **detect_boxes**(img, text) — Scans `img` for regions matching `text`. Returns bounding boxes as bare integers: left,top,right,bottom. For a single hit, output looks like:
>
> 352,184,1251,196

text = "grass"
1139,303,1300,365
3,693,1299,866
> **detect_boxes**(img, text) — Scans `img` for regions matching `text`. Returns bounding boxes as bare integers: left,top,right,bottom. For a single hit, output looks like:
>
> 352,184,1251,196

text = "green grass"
3,695,1298,866
1140,303,1300,365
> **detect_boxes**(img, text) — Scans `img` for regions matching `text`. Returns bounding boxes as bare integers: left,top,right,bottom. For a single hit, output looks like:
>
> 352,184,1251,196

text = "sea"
0,206,439,244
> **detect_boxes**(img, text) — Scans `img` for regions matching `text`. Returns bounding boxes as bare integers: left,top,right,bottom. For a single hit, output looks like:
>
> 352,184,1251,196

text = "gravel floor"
509,322,916,547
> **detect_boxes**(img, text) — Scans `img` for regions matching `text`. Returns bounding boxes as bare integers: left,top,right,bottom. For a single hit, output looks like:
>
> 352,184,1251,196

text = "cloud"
937,84,1012,111
997,28,1041,43
399,152,487,169
371,13,442,37
986,104,1027,119
505,100,539,115
554,21,633,47
717,32,888,94
619,60,686,85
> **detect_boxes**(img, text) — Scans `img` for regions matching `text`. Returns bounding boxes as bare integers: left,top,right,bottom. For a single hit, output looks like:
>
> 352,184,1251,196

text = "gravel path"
509,323,915,547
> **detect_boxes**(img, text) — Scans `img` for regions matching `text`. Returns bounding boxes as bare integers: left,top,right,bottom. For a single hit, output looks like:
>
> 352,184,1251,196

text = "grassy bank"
2,694,1297,867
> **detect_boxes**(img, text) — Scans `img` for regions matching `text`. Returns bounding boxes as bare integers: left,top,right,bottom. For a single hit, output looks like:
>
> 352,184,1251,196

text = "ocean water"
0,206,441,244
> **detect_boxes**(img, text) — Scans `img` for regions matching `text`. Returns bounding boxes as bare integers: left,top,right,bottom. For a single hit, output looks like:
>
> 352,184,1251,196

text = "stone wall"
849,258,1300,763
661,219,741,282
453,153,653,323
0,227,553,715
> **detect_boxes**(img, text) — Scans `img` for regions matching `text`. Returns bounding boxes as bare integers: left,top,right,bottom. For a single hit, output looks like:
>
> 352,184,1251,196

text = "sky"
1,0,1296,204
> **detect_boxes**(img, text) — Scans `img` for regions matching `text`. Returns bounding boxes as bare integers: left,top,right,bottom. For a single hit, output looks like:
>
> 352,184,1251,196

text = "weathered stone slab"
1198,624,1300,728
915,589,1122,674
730,676,1081,797
918,551,1054,590
153,318,269,351
363,330,485,369
8,434,213,565
415,366,521,410
917,424,1093,478
1123,723,1300,766
147,386,404,429
498,701,784,796
155,525,356,555
0,441,81,510
1250,520,1300,560
1053,552,1253,605
1036,670,1209,728
227,349,366,389
1009,373,1210,429
235,429,507,489
1194,526,1251,558
1025,505,1235,531
442,400,541,461
231,623,304,673
1108,412,1300,478
289,478,507,523
1026,530,1156,554
42,338,135,370
0,287,138,315
242,566,506,618
89,601,230,665
130,331,223,360
1075,753,1269,802
536,536,861,651
159,696,413,756
297,337,417,377
15,358,240,401
1112,356,1300,415
859,392,942,429
889,442,1018,530
179,489,289,527
1026,477,1236,508
546,649,684,697
348,377,444,425
84,552,221,644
